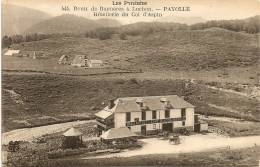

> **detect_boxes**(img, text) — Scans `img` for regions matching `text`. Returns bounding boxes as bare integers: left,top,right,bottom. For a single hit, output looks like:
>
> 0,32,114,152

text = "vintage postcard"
1,0,260,166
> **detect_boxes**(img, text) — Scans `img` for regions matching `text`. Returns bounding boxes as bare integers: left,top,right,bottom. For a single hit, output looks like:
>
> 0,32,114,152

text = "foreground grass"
27,146,260,166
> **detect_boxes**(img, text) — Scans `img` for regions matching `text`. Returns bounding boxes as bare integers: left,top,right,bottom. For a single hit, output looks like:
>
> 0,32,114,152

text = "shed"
200,121,208,132
71,55,88,67
62,128,83,149
4,50,20,56
58,55,70,65
194,121,208,133
86,59,103,68
33,52,46,59
101,127,138,144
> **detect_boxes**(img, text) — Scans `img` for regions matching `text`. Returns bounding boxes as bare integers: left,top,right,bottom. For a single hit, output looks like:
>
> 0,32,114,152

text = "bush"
115,79,126,84
99,32,112,40
129,78,138,84
119,33,127,40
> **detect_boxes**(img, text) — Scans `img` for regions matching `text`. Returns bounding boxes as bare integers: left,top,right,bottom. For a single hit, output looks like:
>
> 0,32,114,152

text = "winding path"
2,120,95,145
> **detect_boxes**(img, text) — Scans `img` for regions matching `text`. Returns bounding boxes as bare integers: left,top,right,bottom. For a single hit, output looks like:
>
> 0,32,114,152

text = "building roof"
72,55,87,64
58,55,68,62
101,127,138,140
4,50,20,56
95,110,113,119
104,95,194,113
63,128,83,137
89,60,103,64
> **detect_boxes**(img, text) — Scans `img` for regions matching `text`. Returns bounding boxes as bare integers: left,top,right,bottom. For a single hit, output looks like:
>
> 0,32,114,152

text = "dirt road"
82,133,260,159
2,120,95,145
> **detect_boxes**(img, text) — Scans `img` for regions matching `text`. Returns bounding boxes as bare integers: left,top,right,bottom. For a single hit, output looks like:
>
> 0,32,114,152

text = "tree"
2,35,12,48
25,34,32,42
32,33,38,41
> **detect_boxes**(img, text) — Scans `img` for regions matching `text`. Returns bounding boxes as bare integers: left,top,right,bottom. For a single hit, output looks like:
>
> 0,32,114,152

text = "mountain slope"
1,4,51,36
190,15,260,33
24,14,122,34
94,19,122,27
156,16,206,25
12,28,258,71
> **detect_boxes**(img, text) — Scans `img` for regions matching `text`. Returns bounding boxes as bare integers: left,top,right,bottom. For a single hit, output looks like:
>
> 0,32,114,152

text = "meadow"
1,56,134,75
8,28,259,72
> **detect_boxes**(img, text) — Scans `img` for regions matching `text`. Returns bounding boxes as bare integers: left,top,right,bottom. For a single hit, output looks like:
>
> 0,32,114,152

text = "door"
141,125,146,135
162,123,173,132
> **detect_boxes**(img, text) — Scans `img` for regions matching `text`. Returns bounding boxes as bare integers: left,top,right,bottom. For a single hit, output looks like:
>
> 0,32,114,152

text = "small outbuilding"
62,128,83,149
58,55,70,65
194,120,208,133
199,121,208,132
100,127,138,145
4,50,20,56
86,59,103,68
33,52,46,59
71,55,88,67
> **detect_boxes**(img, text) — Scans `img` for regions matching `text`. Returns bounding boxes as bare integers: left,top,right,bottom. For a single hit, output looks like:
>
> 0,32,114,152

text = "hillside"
190,15,260,33
12,28,259,71
24,14,122,34
2,73,259,132
117,22,187,35
1,4,51,36
94,18,122,27
156,16,206,25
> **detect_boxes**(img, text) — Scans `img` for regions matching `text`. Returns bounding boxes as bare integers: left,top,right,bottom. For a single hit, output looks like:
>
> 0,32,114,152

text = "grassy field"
2,73,259,132
8,28,259,72
1,56,136,75
14,146,260,167
2,27,259,132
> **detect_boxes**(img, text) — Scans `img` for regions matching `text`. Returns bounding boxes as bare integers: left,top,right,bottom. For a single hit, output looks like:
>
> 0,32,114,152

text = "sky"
2,0,260,24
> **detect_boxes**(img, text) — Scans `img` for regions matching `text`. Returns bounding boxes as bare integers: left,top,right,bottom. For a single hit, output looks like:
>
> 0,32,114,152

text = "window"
153,124,156,129
165,110,170,118
182,121,185,126
126,113,131,122
142,111,146,120
134,118,139,122
181,108,186,117
152,110,157,119
140,103,143,107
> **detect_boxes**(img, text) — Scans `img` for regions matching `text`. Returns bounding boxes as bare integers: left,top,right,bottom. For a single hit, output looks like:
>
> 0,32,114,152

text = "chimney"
108,99,115,109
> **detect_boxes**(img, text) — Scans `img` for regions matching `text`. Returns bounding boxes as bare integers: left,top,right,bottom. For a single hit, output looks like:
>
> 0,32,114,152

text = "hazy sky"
2,0,260,24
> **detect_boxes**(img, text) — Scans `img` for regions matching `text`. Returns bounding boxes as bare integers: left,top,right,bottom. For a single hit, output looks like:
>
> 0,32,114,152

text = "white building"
58,55,70,65
71,55,88,67
4,50,20,56
95,95,195,135
86,59,103,68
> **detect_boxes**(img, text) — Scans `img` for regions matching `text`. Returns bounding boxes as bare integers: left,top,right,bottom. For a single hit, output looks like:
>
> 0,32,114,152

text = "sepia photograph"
1,0,260,166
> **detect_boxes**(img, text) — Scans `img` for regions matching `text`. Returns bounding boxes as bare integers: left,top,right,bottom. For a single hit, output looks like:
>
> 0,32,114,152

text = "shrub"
115,79,126,84
99,32,112,40
119,33,127,40
129,78,138,84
